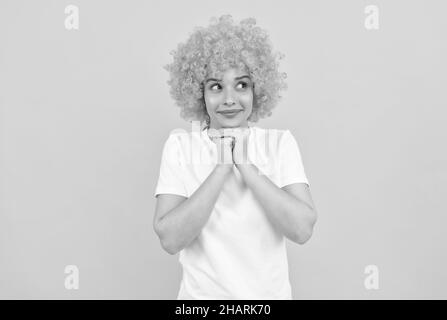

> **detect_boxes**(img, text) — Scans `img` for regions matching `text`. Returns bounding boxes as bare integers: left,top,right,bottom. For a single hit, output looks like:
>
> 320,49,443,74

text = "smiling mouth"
218,110,242,115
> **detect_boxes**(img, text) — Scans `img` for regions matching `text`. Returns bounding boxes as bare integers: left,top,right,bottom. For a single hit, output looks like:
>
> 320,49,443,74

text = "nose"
224,99,235,106
223,88,235,106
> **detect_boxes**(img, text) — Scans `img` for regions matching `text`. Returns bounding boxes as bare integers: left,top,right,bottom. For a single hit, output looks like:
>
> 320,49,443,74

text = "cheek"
204,93,220,108
240,91,254,106
209,99,222,111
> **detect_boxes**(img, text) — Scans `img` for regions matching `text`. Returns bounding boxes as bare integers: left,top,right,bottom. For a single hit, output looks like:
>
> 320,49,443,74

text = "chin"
220,120,245,128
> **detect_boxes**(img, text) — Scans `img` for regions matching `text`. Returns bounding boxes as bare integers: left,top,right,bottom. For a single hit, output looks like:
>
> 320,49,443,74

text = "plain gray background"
1,0,446,299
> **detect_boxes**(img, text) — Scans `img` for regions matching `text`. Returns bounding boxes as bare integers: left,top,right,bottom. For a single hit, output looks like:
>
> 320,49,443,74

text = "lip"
218,110,242,116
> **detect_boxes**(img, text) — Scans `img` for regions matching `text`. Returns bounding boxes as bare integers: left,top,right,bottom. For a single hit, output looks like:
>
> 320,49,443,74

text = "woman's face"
203,67,253,130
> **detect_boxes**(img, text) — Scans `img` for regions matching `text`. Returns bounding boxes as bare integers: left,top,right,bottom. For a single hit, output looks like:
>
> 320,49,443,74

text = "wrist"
235,163,259,175
215,164,233,174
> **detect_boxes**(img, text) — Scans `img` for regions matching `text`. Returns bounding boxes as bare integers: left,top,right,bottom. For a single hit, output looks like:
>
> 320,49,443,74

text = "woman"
153,15,318,300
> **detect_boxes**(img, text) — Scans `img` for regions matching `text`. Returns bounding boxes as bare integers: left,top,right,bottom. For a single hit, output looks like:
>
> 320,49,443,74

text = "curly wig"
163,14,288,128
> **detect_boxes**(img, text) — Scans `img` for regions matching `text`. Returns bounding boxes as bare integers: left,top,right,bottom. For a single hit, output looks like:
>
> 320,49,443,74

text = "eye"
237,81,248,89
209,83,221,91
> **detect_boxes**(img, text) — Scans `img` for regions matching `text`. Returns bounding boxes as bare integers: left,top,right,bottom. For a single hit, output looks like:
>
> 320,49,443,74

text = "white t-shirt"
154,125,309,299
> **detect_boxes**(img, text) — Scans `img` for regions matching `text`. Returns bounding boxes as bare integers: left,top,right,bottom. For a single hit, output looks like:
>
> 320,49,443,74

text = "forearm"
157,165,231,254
236,164,316,244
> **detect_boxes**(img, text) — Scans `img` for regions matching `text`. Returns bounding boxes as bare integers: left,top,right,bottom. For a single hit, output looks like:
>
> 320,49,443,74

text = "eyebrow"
205,75,251,84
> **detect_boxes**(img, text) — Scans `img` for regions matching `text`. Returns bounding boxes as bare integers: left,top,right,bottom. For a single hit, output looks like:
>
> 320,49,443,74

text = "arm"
154,164,232,255
235,163,317,244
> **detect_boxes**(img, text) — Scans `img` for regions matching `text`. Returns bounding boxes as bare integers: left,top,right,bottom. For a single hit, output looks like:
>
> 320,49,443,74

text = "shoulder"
251,126,287,139
161,128,203,162
163,128,193,147
251,126,291,146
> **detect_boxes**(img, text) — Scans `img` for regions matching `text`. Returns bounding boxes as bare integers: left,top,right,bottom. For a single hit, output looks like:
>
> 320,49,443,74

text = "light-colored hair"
164,14,288,128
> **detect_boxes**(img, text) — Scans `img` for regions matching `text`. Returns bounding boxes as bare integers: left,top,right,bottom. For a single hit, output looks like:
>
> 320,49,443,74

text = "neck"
207,122,250,131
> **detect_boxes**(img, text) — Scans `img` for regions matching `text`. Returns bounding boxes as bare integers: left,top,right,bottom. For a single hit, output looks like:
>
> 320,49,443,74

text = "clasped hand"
208,127,251,165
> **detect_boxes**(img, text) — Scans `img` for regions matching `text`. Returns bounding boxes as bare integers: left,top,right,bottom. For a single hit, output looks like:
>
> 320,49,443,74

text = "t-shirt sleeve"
154,134,188,198
278,130,310,188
